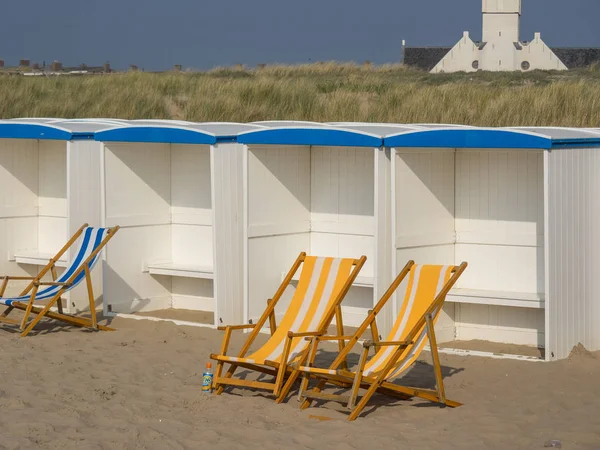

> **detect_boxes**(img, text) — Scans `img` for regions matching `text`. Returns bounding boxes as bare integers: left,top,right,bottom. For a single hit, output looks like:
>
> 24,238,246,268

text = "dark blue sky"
2,0,599,70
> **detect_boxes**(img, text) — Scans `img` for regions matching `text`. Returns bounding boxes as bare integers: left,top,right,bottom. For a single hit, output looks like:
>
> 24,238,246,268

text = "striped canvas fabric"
221,256,355,366
361,264,454,379
0,227,109,306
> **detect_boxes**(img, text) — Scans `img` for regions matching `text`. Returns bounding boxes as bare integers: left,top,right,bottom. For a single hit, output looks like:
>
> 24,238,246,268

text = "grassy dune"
1,63,600,126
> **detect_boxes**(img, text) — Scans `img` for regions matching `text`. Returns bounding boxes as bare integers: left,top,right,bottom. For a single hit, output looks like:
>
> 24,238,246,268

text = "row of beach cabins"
0,118,599,361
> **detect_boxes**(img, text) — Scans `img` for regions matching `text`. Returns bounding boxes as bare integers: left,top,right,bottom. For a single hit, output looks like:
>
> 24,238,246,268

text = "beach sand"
1,312,599,450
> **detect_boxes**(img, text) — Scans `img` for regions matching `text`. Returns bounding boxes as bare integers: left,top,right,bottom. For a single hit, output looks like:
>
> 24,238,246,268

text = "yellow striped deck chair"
210,252,366,402
296,260,467,421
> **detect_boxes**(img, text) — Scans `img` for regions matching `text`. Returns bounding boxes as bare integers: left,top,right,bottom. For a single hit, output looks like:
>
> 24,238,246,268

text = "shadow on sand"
217,346,465,418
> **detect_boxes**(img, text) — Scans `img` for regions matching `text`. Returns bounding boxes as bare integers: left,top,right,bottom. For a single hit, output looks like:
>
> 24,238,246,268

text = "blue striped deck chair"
0,224,119,337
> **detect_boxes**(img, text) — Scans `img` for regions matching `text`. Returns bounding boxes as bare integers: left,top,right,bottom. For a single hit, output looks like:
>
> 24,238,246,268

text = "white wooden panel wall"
102,143,172,314
455,149,544,293
212,143,245,325
0,139,38,219
394,148,456,343
68,141,102,229
311,146,374,236
38,141,67,254
171,225,213,267
103,225,172,313
0,139,39,278
67,140,104,313
103,143,171,227
546,148,600,360
171,278,213,312
374,148,394,335
395,148,455,249
248,145,310,237
247,234,309,324
456,304,545,347
246,144,311,324
310,146,375,322
171,144,213,268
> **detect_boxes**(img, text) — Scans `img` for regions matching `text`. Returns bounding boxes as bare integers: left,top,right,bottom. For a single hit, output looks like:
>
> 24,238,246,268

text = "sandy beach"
1,313,599,450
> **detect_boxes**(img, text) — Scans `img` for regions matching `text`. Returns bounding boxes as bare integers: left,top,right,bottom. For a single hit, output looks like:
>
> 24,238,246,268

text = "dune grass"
1,63,600,126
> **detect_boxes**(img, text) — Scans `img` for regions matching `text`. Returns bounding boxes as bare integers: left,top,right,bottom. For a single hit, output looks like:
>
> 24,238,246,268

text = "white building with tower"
432,0,567,73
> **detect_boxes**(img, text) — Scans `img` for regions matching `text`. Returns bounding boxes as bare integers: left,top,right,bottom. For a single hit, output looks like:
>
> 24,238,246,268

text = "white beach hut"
93,121,265,327
0,118,122,313
384,126,600,361
231,123,393,330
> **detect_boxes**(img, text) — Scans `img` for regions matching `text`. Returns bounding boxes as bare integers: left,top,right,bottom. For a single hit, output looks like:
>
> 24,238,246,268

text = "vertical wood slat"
212,143,246,326
546,147,600,360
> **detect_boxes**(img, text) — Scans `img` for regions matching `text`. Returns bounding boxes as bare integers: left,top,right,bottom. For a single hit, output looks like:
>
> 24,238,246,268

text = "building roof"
1,119,599,149
384,126,600,149
237,126,383,147
0,119,125,140
94,122,266,144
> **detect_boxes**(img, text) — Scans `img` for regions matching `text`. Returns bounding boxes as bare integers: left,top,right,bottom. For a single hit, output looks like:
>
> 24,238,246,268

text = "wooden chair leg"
369,310,381,355
276,369,301,403
213,328,234,394
213,361,225,393
348,374,383,421
426,313,447,404
20,286,39,330
1,305,14,319
0,277,9,297
0,315,19,325
49,265,64,315
348,339,409,421
21,292,63,337
298,338,320,402
300,377,329,410
84,266,97,329
335,305,348,370
274,335,293,397
348,345,369,409
215,363,238,395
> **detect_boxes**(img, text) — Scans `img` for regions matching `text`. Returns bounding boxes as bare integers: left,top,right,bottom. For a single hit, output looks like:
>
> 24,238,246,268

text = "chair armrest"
0,276,37,280
287,330,325,338
369,340,413,348
304,335,354,342
33,281,72,287
217,324,256,331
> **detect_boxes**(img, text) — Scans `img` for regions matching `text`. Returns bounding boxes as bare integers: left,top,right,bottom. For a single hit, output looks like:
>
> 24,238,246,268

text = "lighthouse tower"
431,0,567,73
481,0,521,70
482,0,521,42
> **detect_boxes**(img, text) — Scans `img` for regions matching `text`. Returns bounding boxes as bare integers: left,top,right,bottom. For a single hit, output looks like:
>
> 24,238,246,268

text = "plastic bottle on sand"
202,362,213,393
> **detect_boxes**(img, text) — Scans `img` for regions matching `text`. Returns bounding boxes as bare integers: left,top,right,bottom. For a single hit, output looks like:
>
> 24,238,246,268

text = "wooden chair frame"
297,261,468,421
0,223,120,337
211,252,366,402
